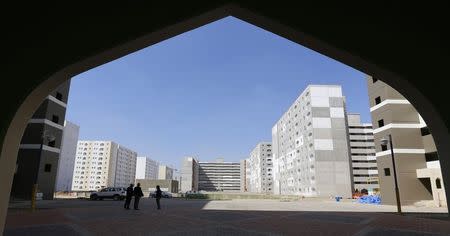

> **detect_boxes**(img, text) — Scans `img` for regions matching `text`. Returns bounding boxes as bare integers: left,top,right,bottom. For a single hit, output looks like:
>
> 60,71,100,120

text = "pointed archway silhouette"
1,3,449,233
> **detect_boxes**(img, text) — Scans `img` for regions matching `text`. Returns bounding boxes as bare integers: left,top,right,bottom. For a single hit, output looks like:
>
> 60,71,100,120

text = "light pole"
380,134,402,214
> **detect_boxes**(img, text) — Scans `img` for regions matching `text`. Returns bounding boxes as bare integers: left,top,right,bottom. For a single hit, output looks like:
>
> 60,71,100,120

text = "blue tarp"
358,195,381,204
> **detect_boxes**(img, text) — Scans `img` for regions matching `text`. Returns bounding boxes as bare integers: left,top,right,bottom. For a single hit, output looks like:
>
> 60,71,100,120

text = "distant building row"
57,138,174,192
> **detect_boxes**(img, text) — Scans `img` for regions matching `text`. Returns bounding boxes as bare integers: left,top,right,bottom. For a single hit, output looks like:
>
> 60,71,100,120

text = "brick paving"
5,198,450,235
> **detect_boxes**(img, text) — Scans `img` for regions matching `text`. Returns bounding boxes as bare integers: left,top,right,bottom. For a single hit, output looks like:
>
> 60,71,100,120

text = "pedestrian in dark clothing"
124,184,134,209
155,185,162,210
133,183,144,210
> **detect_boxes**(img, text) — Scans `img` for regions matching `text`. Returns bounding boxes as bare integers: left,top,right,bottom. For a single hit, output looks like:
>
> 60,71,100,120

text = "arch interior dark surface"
1,2,449,234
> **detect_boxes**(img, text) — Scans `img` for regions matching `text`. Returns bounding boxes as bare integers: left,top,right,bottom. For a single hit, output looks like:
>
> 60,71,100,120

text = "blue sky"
66,17,370,168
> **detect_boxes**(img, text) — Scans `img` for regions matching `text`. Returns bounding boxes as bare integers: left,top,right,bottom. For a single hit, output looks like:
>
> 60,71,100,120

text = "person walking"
124,183,134,209
155,185,162,210
133,183,144,210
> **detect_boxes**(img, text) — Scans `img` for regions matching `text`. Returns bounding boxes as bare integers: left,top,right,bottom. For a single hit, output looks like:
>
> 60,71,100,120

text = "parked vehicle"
149,191,172,198
90,187,126,200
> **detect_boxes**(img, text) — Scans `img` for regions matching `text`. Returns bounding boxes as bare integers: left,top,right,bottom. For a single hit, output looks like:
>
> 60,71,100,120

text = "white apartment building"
181,157,199,192
198,158,241,192
135,156,159,180
347,113,379,193
272,85,353,197
367,77,446,206
55,120,80,192
158,165,174,180
114,146,137,187
71,141,137,191
247,142,273,193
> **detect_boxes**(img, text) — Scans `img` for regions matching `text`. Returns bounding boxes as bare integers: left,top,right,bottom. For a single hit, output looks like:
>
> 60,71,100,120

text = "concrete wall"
181,157,199,192
136,179,179,194
55,121,80,192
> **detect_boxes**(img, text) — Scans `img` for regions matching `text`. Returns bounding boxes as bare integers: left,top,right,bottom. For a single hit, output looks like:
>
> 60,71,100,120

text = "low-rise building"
136,179,179,195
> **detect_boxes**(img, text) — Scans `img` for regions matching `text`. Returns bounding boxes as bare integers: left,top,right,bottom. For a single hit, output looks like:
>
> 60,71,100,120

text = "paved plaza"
5,198,450,235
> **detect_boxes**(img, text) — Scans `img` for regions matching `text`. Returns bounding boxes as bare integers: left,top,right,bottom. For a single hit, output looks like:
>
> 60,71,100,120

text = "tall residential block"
367,76,446,206
55,120,80,192
71,141,137,191
11,81,71,200
180,157,199,192
198,158,241,192
240,159,248,192
135,156,159,180
346,113,379,193
272,85,353,197
247,142,273,193
158,165,174,180
114,146,137,187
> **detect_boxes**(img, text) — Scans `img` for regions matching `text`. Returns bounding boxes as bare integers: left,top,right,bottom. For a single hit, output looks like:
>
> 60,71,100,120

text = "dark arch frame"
1,3,449,233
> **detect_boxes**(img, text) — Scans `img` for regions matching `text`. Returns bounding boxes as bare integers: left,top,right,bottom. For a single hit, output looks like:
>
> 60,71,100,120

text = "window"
381,144,388,151
425,152,439,162
52,115,59,124
384,168,391,176
378,119,384,128
372,78,378,83
44,164,52,172
375,96,381,105
56,92,63,101
48,140,56,147
436,178,442,189
421,127,431,136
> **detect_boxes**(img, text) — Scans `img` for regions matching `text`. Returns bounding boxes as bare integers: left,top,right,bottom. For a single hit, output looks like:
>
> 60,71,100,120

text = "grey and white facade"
11,81,71,200
347,113,379,192
198,158,241,192
114,146,137,187
247,142,273,193
158,165,174,180
55,120,80,192
135,156,159,180
72,141,137,191
272,85,353,197
180,157,199,192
